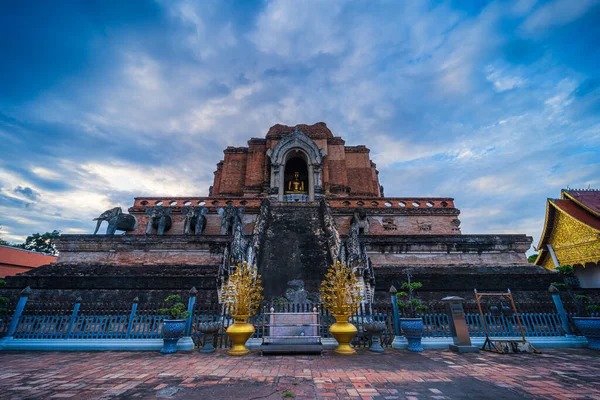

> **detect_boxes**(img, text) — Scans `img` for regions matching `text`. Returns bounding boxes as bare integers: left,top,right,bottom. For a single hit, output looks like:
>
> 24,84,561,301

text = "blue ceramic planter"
400,318,424,352
161,319,186,354
573,317,600,350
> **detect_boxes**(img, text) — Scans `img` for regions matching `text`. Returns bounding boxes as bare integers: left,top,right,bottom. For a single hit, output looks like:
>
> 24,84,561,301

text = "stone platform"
1,348,600,399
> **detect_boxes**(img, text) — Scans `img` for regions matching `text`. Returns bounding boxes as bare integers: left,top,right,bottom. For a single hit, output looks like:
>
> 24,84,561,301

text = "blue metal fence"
2,287,592,349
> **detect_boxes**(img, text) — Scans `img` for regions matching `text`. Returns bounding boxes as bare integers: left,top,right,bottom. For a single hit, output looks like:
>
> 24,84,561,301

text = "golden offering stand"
474,289,540,354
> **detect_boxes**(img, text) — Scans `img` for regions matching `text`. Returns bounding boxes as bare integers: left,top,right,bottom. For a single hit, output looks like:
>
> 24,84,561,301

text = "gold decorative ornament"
221,261,264,356
536,201,600,269
320,261,363,355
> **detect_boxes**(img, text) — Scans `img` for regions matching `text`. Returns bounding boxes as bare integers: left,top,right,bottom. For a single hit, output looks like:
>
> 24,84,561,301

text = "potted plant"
551,265,599,350
158,295,191,354
396,271,427,352
320,261,363,355
221,261,263,356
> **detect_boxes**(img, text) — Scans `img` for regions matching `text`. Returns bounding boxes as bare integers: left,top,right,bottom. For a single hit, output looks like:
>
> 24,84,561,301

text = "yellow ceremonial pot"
226,315,254,356
330,314,357,355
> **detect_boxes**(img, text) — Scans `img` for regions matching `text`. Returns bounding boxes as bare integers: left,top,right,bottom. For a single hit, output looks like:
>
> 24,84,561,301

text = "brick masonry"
2,122,554,304
1,349,599,399
210,122,381,198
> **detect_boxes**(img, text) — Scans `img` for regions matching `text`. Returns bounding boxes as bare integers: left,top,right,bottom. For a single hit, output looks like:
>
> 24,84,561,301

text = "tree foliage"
396,270,427,318
20,230,60,255
158,295,191,320
527,254,539,263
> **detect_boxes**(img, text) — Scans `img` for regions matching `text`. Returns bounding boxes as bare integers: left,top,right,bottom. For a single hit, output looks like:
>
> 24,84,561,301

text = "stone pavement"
1,348,599,400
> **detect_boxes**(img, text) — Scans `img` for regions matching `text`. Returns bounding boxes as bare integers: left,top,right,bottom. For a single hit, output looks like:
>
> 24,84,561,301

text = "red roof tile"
563,189,600,217
0,245,57,268
552,199,600,231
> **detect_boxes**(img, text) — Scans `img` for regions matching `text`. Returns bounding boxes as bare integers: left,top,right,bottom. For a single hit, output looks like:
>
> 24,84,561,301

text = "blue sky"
0,0,599,252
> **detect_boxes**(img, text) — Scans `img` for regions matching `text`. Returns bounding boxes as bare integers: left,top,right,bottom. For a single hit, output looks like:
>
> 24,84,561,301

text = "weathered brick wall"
212,161,223,196
325,139,348,194
371,161,381,196
218,147,248,195
53,235,228,265
369,251,528,267
244,138,267,192
372,265,568,305
209,123,383,198
333,215,460,235
345,146,377,196
363,234,532,267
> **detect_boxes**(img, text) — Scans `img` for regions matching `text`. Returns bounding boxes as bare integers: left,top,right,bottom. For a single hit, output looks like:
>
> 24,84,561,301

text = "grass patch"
283,391,295,398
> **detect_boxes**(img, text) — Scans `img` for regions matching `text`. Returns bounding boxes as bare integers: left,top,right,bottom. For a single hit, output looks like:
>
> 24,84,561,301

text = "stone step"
259,343,323,355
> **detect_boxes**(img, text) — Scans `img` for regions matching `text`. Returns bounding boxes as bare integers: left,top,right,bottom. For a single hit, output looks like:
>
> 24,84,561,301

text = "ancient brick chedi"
5,123,552,304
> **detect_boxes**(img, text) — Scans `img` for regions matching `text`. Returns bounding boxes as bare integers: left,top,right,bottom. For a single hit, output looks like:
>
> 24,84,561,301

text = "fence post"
125,297,139,339
66,297,81,338
185,287,197,337
5,287,31,338
175,287,197,352
389,285,400,335
549,285,571,335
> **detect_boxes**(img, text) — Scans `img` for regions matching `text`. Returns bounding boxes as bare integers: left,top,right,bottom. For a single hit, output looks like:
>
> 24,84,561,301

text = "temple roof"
562,189,600,217
552,199,600,231
266,122,334,139
534,192,600,268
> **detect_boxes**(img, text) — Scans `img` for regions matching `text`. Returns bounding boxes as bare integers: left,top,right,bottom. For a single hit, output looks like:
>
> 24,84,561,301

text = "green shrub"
158,295,191,320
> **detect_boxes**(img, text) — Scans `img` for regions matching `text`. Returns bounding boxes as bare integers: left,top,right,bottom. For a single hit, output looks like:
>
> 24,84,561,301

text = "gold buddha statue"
286,171,307,194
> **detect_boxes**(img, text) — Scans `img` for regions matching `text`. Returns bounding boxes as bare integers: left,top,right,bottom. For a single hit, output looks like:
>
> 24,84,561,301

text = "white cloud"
250,0,345,58
521,0,599,35
486,65,527,92
1,0,599,255
80,162,210,197
31,167,61,180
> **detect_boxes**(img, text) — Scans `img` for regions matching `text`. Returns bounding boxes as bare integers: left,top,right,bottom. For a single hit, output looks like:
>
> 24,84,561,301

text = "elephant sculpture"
182,206,208,235
145,206,172,235
93,207,137,235
218,204,243,235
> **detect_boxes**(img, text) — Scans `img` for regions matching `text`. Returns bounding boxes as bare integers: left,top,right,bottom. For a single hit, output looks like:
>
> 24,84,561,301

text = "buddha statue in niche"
286,171,307,194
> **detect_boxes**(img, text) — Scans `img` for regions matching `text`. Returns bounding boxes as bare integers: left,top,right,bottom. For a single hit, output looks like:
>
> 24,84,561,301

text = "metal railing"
2,287,587,348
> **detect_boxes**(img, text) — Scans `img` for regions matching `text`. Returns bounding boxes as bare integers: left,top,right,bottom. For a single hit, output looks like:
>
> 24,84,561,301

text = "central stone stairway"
257,202,331,302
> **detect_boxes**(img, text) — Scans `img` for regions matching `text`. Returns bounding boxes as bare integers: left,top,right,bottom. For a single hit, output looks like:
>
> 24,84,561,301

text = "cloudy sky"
1,0,599,252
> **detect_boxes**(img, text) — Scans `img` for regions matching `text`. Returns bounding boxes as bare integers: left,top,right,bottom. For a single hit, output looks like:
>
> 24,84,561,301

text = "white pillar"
547,244,561,269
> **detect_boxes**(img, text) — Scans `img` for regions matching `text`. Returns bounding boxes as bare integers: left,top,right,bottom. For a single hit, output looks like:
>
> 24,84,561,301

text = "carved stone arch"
267,127,326,201
269,127,324,166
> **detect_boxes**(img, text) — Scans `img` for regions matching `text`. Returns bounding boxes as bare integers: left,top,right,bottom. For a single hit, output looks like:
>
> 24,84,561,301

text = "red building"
0,245,57,278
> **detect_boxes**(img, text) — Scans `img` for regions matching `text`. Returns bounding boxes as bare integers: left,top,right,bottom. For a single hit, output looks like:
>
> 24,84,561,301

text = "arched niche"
267,127,325,201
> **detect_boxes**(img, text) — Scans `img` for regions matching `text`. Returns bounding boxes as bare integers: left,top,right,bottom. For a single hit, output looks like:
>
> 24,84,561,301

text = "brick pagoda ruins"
4,122,556,303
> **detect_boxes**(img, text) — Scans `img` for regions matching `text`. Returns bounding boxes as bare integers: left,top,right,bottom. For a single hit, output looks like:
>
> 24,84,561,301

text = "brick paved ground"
1,348,599,400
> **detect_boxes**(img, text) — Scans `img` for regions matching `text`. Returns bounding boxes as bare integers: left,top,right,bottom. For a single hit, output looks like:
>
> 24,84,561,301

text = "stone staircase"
257,203,331,301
